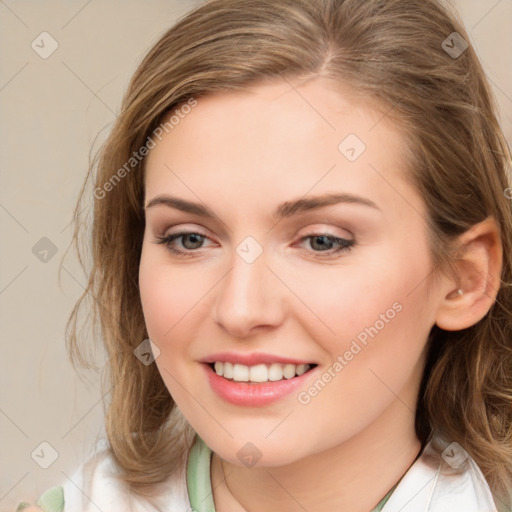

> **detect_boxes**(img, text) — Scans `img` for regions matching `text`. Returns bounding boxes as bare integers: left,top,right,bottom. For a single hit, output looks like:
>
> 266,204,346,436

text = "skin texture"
139,77,502,511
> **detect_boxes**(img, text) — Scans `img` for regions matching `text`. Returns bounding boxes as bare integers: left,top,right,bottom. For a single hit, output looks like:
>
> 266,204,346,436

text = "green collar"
187,436,397,512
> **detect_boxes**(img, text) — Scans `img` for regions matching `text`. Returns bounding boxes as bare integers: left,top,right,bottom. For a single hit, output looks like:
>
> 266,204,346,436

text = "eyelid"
296,223,354,239
160,223,353,245
161,224,214,240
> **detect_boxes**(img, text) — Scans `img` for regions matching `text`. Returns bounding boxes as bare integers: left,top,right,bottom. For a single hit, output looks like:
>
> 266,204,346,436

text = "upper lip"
200,352,315,366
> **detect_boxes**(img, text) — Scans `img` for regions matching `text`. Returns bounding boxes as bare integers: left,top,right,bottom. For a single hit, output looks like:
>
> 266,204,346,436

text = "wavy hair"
64,0,512,507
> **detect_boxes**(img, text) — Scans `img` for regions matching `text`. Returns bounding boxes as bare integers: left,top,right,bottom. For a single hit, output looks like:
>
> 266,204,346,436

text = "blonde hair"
65,0,512,507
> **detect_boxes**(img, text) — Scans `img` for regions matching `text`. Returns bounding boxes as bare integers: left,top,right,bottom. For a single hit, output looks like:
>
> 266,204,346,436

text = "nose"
213,245,285,338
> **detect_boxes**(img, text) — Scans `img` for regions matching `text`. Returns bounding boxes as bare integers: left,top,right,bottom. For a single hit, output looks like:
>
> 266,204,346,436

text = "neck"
211,396,423,512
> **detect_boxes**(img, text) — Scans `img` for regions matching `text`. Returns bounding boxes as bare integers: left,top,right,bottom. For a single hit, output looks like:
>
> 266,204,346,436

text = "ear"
435,216,503,331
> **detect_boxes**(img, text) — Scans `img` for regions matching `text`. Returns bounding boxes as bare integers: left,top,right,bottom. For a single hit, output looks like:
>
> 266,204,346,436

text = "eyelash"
154,231,355,259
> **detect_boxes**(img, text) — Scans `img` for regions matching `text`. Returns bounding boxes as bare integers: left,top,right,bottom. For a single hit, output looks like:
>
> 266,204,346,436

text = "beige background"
0,0,510,509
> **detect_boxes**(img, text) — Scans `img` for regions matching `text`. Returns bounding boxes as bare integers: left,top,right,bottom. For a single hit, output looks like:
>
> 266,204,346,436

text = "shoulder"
18,438,191,512
382,437,499,512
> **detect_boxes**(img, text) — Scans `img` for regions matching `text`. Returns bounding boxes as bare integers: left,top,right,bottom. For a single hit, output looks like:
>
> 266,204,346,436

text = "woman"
17,0,512,510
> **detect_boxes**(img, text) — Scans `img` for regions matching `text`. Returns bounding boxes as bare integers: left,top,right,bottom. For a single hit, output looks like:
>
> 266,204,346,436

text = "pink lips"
200,352,317,407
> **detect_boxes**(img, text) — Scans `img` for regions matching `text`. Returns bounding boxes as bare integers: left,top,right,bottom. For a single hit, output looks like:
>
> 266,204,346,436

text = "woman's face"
139,77,443,466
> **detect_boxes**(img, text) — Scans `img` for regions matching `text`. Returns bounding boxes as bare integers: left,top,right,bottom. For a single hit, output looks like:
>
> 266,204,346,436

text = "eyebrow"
145,192,380,221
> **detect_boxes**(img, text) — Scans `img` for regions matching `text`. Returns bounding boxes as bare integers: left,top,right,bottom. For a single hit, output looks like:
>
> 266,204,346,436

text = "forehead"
144,77,422,221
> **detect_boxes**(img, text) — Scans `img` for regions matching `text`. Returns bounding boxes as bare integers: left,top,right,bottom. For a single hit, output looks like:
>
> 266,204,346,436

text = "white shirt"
59,436,499,512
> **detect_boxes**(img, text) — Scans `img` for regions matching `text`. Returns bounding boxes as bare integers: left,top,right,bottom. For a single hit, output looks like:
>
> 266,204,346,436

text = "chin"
198,427,324,468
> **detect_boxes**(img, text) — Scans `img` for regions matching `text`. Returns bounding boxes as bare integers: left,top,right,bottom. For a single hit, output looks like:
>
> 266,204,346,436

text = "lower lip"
203,363,315,406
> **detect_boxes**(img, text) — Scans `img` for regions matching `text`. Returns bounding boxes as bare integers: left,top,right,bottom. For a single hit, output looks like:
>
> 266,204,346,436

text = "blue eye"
298,234,354,255
154,232,354,258
154,232,209,257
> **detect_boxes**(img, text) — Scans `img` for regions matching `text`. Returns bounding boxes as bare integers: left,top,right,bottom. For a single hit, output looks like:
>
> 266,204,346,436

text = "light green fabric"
187,435,397,512
16,486,64,512
36,487,64,512
187,435,216,511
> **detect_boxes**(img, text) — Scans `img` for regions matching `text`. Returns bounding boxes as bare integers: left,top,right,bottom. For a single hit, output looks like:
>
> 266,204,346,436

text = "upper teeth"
213,362,311,382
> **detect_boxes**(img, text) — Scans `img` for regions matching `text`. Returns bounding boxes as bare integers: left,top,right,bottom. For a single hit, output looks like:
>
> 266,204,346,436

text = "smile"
203,360,318,407
211,361,314,383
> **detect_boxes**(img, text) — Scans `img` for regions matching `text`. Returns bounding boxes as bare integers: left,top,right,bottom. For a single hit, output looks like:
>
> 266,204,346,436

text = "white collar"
382,438,498,511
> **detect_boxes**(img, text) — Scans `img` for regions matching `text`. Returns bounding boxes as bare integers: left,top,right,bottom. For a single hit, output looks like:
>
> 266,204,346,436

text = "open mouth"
208,361,318,383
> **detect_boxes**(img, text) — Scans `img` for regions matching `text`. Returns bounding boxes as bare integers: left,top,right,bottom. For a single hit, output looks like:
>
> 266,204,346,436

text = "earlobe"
435,216,503,331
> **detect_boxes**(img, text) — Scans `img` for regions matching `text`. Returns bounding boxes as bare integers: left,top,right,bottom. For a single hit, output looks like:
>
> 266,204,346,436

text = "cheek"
288,249,434,354
284,275,432,450
288,241,435,411
139,262,173,339
138,244,220,398
138,251,204,401
139,244,203,340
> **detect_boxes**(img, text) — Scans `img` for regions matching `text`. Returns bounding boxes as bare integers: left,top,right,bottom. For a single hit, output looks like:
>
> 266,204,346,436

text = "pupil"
184,233,203,249
312,235,332,251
